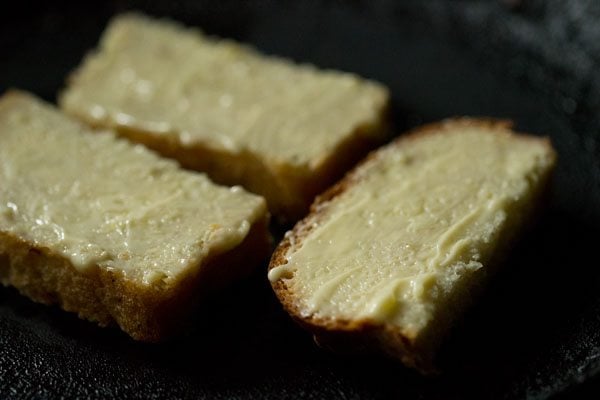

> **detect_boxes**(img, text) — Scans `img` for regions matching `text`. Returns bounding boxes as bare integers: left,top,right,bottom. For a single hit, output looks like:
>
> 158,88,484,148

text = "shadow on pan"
1,1,600,399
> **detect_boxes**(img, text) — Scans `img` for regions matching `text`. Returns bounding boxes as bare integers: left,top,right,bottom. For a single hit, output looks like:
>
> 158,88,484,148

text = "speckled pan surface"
1,1,600,398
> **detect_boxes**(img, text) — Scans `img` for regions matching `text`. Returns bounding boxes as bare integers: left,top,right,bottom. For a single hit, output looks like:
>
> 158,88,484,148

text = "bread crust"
269,118,556,372
0,210,270,342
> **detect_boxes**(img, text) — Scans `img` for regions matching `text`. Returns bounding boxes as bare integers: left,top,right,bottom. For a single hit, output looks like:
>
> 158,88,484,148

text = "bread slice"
59,13,390,222
268,119,556,372
0,91,270,341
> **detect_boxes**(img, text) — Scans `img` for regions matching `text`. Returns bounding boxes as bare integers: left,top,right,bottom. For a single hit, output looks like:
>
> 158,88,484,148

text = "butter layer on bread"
0,91,270,341
59,13,390,221
269,119,556,372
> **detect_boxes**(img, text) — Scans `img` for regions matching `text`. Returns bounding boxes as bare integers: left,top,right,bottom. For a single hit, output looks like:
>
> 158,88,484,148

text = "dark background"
2,1,600,398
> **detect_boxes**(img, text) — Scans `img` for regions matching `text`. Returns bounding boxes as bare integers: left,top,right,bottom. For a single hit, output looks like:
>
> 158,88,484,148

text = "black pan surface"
1,1,600,398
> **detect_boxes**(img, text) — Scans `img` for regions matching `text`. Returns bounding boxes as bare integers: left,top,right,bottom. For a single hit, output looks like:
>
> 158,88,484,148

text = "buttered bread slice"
59,13,389,221
0,91,270,341
269,119,556,372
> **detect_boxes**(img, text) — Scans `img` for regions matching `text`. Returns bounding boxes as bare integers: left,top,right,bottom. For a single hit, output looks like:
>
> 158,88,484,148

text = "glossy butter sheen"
269,127,554,333
0,92,266,284
59,14,388,168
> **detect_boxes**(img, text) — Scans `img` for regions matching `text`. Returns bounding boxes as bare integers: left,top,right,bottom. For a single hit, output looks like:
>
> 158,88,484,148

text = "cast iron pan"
2,1,600,398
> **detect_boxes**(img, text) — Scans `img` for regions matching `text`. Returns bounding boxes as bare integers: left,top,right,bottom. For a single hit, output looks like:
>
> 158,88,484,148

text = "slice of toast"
268,119,556,372
0,91,270,341
59,13,390,222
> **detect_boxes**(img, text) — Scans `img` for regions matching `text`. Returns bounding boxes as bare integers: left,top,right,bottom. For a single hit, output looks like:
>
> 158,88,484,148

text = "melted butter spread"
60,14,389,169
269,125,555,333
0,92,266,284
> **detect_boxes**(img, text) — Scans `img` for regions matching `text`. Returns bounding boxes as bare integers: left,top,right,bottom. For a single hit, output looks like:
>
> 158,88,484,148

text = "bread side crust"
269,118,557,372
0,214,270,342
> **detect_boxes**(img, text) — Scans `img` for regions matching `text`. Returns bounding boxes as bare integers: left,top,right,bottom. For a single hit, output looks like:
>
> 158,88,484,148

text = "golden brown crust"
0,214,270,342
269,117,556,373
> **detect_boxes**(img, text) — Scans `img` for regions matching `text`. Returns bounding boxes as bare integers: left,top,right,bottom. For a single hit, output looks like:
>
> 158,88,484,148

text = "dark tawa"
1,1,600,399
